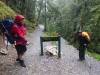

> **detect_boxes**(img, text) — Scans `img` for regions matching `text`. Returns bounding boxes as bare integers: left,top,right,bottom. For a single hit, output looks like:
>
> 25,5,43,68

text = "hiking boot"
19,60,26,67
16,58,20,61
78,58,85,61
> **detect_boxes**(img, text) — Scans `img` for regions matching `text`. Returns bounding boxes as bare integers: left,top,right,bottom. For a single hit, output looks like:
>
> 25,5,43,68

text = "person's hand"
26,41,30,45
83,44,87,47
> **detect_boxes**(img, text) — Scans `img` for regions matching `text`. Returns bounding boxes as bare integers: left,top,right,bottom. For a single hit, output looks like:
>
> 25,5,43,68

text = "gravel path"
0,25,100,75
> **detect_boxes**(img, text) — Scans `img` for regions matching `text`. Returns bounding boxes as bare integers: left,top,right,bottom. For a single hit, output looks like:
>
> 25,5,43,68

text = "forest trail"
0,25,100,75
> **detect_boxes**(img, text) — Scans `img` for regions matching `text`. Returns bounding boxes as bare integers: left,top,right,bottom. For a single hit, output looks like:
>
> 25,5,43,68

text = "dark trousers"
79,44,87,60
15,45,27,55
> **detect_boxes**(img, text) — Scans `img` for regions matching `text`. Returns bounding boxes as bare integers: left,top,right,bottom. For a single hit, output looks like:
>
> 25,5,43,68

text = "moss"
24,20,36,32
0,1,16,20
87,51,100,61
43,32,58,37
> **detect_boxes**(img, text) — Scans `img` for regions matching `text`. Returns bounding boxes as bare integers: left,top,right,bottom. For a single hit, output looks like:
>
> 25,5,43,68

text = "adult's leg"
16,45,27,59
18,45,27,67
79,45,86,60
15,45,22,61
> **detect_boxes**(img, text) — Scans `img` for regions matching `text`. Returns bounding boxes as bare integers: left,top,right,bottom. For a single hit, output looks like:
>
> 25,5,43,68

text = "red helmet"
15,15,25,21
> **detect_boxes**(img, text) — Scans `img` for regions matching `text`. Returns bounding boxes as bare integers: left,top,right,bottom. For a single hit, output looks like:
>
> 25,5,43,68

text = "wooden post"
40,37,43,56
58,36,61,58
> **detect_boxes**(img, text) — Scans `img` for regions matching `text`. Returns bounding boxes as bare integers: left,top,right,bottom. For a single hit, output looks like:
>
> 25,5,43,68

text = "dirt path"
0,25,100,75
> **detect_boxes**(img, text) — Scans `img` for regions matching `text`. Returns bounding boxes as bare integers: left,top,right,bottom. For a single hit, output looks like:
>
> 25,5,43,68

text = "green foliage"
24,20,36,32
3,0,37,23
0,1,16,20
87,51,100,61
44,32,58,37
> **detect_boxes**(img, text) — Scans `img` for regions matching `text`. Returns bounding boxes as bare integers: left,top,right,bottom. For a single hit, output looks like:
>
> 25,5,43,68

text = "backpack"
82,32,90,41
1,19,15,44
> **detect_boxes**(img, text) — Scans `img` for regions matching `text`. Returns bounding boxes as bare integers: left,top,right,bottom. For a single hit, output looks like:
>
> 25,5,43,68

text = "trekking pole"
6,37,9,50
1,23,9,50
1,23,9,34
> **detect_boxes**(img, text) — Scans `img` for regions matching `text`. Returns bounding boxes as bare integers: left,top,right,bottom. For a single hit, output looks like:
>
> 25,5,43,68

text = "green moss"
24,20,36,32
0,1,16,20
87,51,100,61
43,32,58,37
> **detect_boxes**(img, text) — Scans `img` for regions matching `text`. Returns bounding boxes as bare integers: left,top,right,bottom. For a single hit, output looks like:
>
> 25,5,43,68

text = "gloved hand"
83,44,87,47
26,41,30,45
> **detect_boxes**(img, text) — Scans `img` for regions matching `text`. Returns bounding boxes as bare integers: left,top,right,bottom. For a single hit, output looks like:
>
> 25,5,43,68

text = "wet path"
0,26,100,75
